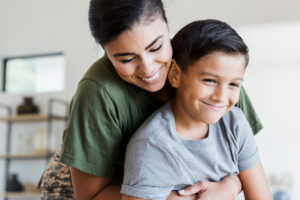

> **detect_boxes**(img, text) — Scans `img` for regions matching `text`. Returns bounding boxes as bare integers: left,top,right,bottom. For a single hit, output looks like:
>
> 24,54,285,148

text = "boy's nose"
211,86,227,102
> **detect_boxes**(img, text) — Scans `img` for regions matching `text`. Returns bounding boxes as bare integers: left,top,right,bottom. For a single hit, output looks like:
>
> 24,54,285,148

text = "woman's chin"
134,78,166,93
142,84,164,93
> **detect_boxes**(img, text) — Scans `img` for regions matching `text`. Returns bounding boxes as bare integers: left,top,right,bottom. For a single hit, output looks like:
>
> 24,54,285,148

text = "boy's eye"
229,82,240,88
149,43,162,52
120,57,135,63
203,79,216,84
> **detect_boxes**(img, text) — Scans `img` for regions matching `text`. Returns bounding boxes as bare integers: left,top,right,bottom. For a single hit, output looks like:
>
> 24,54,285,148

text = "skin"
169,52,246,140
239,162,272,200
71,19,243,200
105,18,173,94
122,175,241,200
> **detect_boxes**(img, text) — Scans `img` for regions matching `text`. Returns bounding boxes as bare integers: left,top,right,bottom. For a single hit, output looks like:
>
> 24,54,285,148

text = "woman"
40,0,262,199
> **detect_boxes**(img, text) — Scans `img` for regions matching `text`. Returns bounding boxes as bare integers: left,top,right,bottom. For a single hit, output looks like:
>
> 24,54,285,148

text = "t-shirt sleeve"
236,86,263,135
234,109,260,172
60,79,122,176
121,139,179,200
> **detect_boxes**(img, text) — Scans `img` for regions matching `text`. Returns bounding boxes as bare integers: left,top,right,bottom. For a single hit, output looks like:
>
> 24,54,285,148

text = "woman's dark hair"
171,19,249,72
89,0,167,47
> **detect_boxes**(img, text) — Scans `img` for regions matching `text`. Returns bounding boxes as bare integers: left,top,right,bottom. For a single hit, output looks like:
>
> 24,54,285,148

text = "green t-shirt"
60,55,262,178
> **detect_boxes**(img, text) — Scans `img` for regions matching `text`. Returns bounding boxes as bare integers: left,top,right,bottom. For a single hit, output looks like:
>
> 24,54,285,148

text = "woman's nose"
138,56,154,75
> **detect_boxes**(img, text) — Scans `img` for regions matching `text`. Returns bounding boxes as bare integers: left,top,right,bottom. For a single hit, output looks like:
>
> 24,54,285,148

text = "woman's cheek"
114,64,136,76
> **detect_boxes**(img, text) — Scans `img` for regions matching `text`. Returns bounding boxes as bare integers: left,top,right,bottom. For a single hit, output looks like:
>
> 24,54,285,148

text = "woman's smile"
140,65,162,84
104,17,172,92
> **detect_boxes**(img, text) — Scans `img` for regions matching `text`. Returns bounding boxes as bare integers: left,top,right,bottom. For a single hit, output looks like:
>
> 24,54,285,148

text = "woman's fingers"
178,181,208,196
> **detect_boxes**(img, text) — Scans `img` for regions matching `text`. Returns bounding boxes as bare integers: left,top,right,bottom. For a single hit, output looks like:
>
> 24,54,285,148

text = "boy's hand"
178,175,241,200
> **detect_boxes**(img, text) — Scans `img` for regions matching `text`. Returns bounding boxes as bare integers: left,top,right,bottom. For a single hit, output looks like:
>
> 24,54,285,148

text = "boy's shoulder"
218,106,254,138
130,102,173,143
223,106,247,123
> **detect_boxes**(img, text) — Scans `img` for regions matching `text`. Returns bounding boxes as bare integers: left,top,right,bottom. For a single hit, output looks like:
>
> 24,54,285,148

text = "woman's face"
104,17,172,92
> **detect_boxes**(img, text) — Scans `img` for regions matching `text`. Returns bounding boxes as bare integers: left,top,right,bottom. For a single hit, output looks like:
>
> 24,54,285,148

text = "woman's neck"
150,80,174,103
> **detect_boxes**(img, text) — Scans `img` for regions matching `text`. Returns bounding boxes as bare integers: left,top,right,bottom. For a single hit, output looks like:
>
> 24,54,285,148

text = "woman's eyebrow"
114,52,136,57
145,35,163,50
113,35,164,57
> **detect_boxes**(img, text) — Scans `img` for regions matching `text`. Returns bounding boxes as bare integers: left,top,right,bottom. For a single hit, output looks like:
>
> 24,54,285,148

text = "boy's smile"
169,52,247,130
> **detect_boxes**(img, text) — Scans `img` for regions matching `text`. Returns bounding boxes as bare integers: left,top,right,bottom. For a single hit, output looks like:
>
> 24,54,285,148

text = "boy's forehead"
187,52,247,76
192,52,246,67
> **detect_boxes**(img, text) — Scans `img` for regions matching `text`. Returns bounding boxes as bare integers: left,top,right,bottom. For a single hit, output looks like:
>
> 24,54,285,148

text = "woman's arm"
70,167,121,200
122,174,241,200
177,174,242,200
238,162,272,200
72,165,196,200
122,191,196,200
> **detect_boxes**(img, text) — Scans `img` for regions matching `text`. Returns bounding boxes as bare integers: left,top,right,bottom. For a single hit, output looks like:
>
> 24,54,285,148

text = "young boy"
121,19,272,200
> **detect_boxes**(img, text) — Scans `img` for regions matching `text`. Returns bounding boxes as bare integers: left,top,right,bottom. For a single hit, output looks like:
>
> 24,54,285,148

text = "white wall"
1,0,300,199
0,0,101,113
237,21,300,199
0,1,100,198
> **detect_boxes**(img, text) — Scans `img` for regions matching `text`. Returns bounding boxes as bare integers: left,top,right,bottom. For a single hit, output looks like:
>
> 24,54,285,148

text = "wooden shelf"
4,191,41,198
0,114,67,122
0,153,54,159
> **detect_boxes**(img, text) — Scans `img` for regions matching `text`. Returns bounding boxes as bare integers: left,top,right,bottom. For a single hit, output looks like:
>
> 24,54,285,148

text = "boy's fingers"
178,181,208,196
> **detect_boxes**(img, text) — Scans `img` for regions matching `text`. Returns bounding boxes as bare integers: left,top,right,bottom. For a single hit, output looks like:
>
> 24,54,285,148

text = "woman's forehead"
104,18,169,53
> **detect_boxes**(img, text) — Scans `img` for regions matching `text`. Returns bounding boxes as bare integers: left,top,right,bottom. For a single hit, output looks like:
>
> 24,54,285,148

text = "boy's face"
169,52,246,124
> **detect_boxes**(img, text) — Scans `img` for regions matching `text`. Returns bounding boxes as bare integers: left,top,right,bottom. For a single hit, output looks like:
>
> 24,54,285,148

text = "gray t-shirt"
121,102,260,200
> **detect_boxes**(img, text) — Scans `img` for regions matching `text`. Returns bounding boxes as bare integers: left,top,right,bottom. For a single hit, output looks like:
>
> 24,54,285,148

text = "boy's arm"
238,162,272,200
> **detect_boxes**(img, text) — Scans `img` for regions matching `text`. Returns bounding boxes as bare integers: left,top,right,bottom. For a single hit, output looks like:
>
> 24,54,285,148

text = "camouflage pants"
39,152,75,200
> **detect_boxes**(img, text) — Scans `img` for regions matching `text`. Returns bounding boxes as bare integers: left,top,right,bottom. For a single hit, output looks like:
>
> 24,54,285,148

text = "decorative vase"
273,191,290,200
17,97,39,114
6,173,24,192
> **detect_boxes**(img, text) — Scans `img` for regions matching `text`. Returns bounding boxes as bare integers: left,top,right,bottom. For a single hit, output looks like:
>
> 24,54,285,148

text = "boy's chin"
202,116,223,124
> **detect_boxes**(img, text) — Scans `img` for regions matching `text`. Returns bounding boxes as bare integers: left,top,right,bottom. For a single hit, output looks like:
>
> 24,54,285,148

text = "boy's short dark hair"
171,19,249,71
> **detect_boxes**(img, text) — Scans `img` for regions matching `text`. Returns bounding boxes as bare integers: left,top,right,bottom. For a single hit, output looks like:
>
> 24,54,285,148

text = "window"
2,53,65,94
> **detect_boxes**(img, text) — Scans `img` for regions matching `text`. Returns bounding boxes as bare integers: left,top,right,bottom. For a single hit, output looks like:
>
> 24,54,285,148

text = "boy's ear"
168,59,182,88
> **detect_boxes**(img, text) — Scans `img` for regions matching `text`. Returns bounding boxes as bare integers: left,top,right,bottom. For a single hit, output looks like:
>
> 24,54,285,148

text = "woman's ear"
168,59,181,88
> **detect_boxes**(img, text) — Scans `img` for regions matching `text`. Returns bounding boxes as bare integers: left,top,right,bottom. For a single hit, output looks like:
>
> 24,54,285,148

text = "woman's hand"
177,175,241,200
166,191,196,200
122,191,196,200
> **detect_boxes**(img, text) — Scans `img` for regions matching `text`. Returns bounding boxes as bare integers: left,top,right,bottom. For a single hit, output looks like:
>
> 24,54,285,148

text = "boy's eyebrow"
113,35,163,57
200,72,244,81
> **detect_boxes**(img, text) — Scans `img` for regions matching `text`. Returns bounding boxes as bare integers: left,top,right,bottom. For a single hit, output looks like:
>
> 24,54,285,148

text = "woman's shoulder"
70,55,154,118
75,55,136,101
81,55,123,88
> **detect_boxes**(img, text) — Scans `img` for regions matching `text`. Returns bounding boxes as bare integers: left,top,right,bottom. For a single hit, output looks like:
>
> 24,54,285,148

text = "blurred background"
0,0,299,199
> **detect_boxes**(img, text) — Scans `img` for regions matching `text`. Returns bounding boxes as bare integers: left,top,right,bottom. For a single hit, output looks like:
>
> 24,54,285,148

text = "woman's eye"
120,57,135,63
150,43,162,52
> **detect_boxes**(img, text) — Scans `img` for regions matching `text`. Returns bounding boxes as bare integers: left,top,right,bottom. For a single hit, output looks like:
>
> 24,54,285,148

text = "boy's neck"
170,98,209,141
